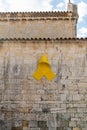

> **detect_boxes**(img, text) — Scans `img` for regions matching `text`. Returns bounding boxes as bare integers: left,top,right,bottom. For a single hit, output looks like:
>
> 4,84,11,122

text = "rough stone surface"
0,11,78,39
0,3,85,129
0,39,87,130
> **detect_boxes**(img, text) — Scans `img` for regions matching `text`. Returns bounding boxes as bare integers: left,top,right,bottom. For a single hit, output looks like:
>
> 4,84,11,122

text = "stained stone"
0,4,86,130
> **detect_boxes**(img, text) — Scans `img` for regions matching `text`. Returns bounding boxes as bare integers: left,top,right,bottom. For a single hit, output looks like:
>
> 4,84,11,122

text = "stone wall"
0,38,87,130
0,12,77,39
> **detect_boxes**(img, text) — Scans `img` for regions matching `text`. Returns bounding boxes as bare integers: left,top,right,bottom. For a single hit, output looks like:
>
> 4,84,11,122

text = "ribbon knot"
33,54,56,80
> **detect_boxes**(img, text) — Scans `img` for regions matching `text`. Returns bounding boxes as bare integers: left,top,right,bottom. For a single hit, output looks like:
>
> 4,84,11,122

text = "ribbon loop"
33,54,56,80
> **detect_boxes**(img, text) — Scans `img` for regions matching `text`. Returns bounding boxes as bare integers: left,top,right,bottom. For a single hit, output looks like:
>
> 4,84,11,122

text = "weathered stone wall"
0,39,87,130
0,12,77,39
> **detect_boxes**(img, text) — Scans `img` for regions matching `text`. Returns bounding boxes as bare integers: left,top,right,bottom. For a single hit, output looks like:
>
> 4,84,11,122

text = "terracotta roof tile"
0,11,73,19
0,38,86,41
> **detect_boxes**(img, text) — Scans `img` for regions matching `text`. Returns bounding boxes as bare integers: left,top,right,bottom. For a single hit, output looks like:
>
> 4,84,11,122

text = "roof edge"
0,11,75,19
0,38,87,41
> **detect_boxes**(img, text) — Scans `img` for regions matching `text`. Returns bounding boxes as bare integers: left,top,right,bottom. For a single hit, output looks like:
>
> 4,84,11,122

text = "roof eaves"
0,37,87,41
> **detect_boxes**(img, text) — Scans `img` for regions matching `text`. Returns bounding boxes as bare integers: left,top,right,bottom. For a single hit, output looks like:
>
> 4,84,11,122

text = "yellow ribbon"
33,54,56,80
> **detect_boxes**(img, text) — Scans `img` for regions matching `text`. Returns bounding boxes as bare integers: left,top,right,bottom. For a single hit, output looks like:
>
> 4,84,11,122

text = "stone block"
23,127,28,130
63,114,71,121
29,121,38,128
48,128,57,130
73,128,82,130
38,121,47,127
78,83,87,88
69,121,77,127
22,120,28,127
11,127,22,130
40,128,48,130
30,128,40,130
73,94,84,101
60,120,69,127
47,120,58,127
63,128,72,130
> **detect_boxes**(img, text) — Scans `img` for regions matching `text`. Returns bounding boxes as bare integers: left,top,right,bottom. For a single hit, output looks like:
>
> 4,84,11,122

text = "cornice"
0,11,76,21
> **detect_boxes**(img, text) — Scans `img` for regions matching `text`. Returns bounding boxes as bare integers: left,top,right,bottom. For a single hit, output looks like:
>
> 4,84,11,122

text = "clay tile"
17,38,20,40
56,38,59,40
81,37,84,39
47,38,50,40
39,38,42,40
68,37,71,40
60,37,63,40
43,38,46,40
72,37,76,40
